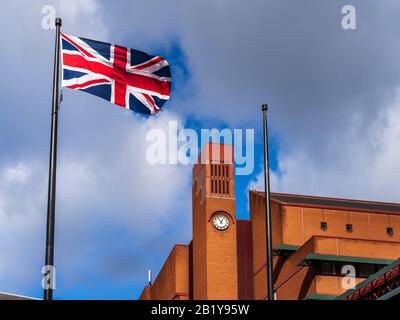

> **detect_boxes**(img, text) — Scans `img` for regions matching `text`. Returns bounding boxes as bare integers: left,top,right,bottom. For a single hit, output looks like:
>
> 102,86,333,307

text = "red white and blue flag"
60,33,171,115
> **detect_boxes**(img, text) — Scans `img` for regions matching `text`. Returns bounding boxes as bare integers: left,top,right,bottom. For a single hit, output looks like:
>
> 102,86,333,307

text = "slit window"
318,262,336,276
358,264,376,278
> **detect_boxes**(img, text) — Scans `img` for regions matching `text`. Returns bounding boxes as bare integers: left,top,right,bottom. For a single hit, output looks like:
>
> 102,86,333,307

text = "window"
387,227,394,236
313,261,386,278
320,221,328,230
358,264,377,278
346,224,353,232
318,262,336,275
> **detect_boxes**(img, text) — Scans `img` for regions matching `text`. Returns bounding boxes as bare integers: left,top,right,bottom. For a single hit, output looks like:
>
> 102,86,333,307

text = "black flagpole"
262,104,274,300
44,17,62,301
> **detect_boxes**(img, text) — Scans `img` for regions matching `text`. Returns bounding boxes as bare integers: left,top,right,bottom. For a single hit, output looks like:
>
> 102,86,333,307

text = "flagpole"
262,104,274,300
44,17,62,301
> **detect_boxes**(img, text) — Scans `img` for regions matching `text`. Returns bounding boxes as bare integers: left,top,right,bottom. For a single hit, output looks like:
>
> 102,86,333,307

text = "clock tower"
192,143,238,300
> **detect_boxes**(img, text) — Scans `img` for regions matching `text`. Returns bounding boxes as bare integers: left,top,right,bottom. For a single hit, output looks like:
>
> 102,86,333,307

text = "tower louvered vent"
210,162,230,195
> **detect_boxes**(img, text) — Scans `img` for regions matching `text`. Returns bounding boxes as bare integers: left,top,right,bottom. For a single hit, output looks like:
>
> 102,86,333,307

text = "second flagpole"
262,104,274,300
44,17,62,301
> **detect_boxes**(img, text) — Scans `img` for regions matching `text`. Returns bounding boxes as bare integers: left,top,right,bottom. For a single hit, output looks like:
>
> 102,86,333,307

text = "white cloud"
58,0,109,39
59,0,98,17
249,90,400,203
3,163,33,185
0,161,46,286
0,0,192,297
0,111,192,296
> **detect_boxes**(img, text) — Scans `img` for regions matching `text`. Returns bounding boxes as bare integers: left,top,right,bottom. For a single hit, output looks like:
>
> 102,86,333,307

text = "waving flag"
60,33,171,115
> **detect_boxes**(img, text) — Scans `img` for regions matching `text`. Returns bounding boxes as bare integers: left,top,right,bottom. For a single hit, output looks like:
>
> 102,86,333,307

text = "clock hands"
213,214,229,230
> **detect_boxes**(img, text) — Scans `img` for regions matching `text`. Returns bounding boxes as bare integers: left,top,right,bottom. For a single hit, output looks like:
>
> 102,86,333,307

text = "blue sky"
1,0,400,300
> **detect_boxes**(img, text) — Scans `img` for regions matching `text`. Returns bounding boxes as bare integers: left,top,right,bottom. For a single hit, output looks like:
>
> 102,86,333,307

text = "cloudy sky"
1,0,400,299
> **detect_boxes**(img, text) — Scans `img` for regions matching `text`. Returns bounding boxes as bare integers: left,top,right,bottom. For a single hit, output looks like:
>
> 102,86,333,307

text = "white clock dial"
212,214,230,231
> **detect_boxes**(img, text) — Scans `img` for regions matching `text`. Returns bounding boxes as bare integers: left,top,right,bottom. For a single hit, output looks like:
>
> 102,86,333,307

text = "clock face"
212,214,230,231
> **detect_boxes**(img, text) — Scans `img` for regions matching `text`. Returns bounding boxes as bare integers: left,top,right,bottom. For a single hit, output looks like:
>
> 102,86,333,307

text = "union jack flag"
60,33,171,115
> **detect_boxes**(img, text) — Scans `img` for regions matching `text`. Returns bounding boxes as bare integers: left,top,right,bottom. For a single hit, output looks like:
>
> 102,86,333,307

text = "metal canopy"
272,244,300,257
337,259,400,300
303,293,337,300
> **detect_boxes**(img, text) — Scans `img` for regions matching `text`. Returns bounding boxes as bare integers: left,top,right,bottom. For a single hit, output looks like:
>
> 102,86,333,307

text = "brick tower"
192,143,238,299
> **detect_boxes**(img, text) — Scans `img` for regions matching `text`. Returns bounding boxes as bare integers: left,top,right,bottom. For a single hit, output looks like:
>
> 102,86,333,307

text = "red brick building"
139,143,400,300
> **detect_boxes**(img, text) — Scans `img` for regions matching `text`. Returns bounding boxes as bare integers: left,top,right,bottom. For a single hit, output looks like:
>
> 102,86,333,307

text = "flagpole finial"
262,104,268,111
55,17,62,27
